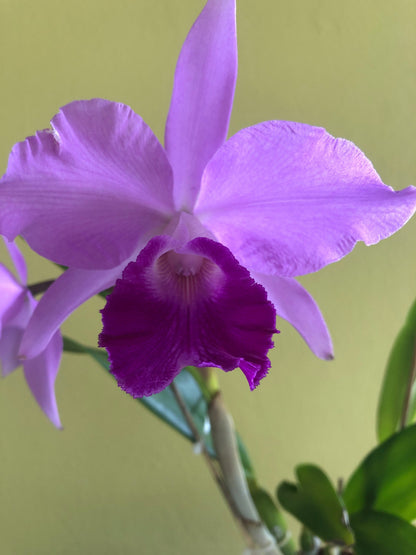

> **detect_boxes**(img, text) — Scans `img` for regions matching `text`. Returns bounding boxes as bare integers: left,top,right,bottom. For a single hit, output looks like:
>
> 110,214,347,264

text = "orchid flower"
0,240,62,427
0,0,416,397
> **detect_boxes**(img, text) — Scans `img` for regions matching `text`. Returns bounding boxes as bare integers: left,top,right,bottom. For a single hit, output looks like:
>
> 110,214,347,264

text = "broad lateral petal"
99,236,276,397
23,331,62,428
253,272,333,360
195,121,416,277
165,0,237,211
0,99,174,269
20,264,124,360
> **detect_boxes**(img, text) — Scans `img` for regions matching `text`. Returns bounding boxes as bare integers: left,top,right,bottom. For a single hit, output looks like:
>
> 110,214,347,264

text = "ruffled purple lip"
99,236,277,397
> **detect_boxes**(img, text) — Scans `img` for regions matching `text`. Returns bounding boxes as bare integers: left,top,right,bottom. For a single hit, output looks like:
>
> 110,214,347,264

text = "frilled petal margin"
23,331,62,429
165,0,237,211
252,272,333,360
0,99,174,270
99,236,277,397
20,264,125,360
195,121,416,277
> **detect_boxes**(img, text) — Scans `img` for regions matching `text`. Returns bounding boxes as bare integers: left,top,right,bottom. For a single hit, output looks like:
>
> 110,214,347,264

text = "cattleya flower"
1,0,416,397
0,240,62,427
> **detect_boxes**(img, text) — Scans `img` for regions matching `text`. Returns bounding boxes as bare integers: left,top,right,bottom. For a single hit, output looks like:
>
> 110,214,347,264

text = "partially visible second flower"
0,240,62,427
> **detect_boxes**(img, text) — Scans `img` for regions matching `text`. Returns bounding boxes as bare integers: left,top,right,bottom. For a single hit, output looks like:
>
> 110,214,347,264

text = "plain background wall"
0,1,415,553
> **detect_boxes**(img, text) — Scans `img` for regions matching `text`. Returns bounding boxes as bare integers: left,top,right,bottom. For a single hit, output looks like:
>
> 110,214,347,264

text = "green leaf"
407,380,416,423
63,336,254,477
63,336,214,454
250,487,296,555
377,298,416,443
276,464,354,545
344,424,416,521
350,510,416,555
236,432,256,485
299,527,321,554
63,336,110,368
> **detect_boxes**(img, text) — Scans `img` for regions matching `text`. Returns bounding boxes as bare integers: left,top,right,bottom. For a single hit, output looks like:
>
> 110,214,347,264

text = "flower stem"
169,382,255,548
202,368,282,554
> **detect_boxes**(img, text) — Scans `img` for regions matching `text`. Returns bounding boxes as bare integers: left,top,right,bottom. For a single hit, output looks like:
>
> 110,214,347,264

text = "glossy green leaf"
407,380,416,423
344,424,416,521
235,431,256,485
63,336,214,454
63,336,254,477
277,464,354,545
250,487,296,555
377,298,416,443
299,528,321,554
63,336,110,367
350,510,416,555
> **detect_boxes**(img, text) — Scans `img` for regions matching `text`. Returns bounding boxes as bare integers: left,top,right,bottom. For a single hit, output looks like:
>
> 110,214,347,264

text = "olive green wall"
0,1,415,553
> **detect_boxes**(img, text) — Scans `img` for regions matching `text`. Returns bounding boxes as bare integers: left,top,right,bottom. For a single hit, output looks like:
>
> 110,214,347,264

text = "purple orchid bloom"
1,0,416,397
0,240,62,427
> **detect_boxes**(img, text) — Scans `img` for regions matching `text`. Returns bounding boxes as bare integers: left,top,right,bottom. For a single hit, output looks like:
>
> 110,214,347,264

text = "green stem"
169,381,256,549
202,368,282,554
199,366,220,397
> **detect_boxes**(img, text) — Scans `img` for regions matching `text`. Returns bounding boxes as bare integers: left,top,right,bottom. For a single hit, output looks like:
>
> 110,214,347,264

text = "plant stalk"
203,369,282,554
169,382,255,548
